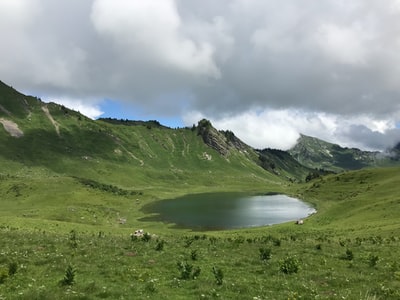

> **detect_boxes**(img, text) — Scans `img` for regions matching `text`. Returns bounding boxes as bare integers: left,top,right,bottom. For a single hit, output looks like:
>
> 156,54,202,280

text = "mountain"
1,80,305,188
288,134,397,172
1,79,397,185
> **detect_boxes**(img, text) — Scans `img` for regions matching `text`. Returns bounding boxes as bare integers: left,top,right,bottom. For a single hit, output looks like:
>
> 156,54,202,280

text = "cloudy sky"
1,0,400,151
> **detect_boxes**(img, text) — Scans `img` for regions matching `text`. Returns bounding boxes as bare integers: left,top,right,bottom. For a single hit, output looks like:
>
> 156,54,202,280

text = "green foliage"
177,261,201,280
305,171,320,182
273,237,281,247
69,229,78,249
144,278,157,293
74,177,141,196
344,249,354,261
212,266,224,285
190,249,198,261
142,232,152,242
0,267,8,284
60,265,75,286
0,227,399,299
155,239,165,251
259,247,272,261
368,254,379,267
197,119,212,131
279,256,299,274
223,130,235,142
7,261,17,276
184,236,195,248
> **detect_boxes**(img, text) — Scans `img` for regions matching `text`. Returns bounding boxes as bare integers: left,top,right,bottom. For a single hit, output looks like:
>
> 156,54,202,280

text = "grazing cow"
295,219,304,225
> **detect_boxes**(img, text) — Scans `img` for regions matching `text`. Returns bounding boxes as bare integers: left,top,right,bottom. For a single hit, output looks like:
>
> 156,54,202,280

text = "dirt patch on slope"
42,106,60,136
0,104,12,116
0,118,24,137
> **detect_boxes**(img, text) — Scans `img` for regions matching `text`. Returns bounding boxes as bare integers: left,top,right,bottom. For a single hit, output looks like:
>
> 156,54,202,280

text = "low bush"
259,247,272,261
177,261,201,280
280,256,299,274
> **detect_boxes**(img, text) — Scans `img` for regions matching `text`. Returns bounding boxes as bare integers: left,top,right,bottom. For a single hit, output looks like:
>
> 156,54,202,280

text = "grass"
0,165,400,299
0,223,399,299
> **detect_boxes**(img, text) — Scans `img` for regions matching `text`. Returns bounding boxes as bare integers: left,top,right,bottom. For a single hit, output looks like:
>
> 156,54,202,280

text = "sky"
1,0,400,151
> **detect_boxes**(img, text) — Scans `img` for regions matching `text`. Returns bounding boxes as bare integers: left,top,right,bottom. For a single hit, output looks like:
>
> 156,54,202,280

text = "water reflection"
141,193,316,230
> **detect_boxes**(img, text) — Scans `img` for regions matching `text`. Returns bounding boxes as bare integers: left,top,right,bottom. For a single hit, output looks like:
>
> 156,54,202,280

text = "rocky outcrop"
196,119,251,156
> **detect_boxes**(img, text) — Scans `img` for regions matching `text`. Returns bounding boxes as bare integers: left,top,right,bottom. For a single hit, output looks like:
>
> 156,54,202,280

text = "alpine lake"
141,192,316,230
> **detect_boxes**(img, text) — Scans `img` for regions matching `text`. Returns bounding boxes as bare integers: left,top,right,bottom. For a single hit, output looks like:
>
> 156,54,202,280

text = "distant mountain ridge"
289,134,398,172
0,80,399,184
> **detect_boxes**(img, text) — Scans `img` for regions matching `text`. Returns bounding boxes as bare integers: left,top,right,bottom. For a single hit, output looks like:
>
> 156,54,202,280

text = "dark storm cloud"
338,124,400,151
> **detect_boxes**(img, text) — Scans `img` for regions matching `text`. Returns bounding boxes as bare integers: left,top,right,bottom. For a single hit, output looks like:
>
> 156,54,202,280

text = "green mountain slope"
299,166,400,235
257,148,319,182
0,80,287,190
288,134,396,172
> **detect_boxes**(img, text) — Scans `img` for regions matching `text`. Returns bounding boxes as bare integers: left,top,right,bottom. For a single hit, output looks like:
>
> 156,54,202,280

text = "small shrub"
145,279,157,293
8,261,18,276
368,254,379,267
193,266,201,279
60,265,76,286
177,261,200,280
212,266,224,285
69,230,78,249
259,247,272,262
315,244,322,250
184,237,194,248
190,249,198,261
273,238,281,247
344,249,354,261
177,261,192,279
0,267,9,284
142,232,152,242
280,256,299,274
209,237,217,245
155,240,165,251
234,236,245,244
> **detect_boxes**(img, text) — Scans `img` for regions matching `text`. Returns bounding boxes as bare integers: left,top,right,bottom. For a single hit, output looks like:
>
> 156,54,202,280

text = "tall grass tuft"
212,266,224,285
60,265,76,286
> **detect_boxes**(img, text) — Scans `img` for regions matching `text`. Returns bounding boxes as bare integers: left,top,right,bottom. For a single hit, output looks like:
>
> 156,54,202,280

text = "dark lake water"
141,192,316,230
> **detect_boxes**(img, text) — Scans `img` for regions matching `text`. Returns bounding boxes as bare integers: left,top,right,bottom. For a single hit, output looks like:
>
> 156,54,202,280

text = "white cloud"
0,0,39,28
1,0,400,151
44,97,103,120
184,109,400,151
91,0,219,77
315,23,369,65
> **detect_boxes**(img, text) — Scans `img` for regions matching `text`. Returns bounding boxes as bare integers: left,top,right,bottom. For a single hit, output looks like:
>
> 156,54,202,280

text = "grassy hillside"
298,167,400,236
0,80,288,186
289,134,395,172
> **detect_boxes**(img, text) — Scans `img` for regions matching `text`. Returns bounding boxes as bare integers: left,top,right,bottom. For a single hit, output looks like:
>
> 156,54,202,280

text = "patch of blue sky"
98,99,184,128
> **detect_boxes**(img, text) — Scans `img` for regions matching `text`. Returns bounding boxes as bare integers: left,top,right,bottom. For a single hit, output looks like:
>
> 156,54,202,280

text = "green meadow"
1,163,400,299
